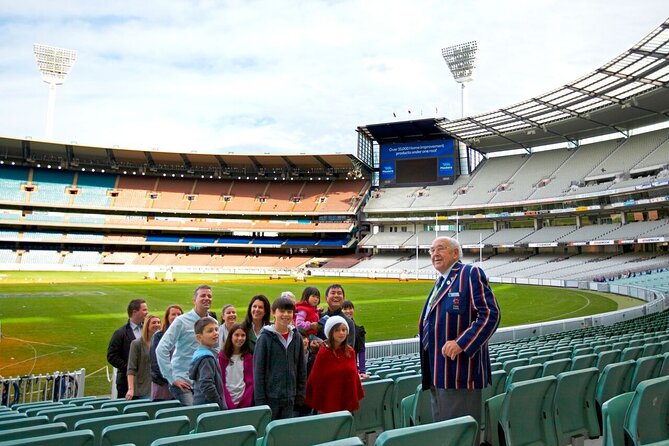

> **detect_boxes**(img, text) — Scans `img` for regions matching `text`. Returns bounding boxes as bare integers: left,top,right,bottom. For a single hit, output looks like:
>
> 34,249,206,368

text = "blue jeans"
169,383,194,406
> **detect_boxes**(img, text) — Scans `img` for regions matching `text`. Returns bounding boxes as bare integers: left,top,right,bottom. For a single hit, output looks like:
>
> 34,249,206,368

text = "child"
189,317,227,410
305,316,364,413
253,296,307,420
295,286,322,337
342,300,368,377
218,323,254,409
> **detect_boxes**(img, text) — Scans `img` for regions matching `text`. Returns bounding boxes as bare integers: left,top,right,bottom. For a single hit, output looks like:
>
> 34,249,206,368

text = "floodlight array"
442,41,478,83
33,44,77,85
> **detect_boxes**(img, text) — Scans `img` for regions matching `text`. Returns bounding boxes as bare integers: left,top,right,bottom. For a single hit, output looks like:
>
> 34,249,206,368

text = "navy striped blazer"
419,261,500,390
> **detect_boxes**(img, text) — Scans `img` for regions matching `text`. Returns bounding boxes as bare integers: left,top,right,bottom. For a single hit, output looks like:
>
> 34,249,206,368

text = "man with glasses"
419,237,500,424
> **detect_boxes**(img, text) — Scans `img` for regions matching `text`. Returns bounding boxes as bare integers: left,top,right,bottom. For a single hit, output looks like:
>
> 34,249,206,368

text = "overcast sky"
0,1,666,155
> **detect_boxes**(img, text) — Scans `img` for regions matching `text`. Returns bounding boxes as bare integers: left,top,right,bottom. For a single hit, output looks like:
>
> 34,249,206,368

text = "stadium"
0,11,668,446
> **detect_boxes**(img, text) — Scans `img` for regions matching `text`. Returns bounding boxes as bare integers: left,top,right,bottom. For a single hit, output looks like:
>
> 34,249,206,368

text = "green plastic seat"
597,350,622,372
36,405,92,422
25,403,67,417
259,411,353,446
100,398,150,412
150,425,257,446
353,378,394,435
53,408,119,430
195,405,271,437
100,415,190,446
0,428,95,446
60,397,98,405
504,364,542,392
391,375,421,429
377,368,403,379
595,360,636,421
624,375,669,446
13,401,62,413
313,437,365,446
601,392,634,446
641,343,662,358
502,358,529,374
123,400,182,418
0,415,49,432
542,359,571,377
621,346,644,362
385,371,415,381
554,367,600,444
499,376,559,446
630,355,664,390
483,393,505,446
74,413,149,446
0,422,67,442
154,403,219,430
0,413,26,423
529,353,553,365
660,353,669,377
400,386,432,428
571,354,598,371
374,415,479,446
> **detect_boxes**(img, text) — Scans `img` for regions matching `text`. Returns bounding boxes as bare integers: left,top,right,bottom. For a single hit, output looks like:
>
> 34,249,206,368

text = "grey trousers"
430,387,482,425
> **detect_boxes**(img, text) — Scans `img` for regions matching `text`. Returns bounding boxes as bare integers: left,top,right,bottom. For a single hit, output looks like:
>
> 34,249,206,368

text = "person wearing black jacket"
107,299,148,398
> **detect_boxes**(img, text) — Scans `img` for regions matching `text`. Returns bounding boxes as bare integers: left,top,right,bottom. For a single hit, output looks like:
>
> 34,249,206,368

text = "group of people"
107,283,367,420
108,236,501,425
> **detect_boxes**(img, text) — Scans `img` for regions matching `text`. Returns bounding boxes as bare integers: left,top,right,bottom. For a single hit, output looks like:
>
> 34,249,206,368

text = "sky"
0,1,667,155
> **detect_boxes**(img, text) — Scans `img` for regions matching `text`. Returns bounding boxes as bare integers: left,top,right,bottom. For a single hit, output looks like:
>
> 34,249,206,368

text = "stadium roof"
0,136,371,179
358,118,450,145
436,17,669,153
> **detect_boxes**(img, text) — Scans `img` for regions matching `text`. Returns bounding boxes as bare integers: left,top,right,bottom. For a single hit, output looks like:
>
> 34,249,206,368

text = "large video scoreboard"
379,138,458,186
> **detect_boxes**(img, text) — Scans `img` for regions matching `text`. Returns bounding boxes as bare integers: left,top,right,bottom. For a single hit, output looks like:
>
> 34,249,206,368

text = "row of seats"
0,384,481,446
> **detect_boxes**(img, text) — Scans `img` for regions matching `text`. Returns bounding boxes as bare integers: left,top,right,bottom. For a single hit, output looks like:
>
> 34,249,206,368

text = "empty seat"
353,378,394,435
0,428,95,446
154,403,219,431
554,368,600,444
499,376,559,446
542,359,571,377
630,355,664,390
259,411,353,446
624,375,669,445
123,400,181,418
0,422,67,442
374,415,479,446
597,350,622,372
595,360,636,423
601,392,634,446
391,375,421,429
571,354,598,371
149,425,257,446
195,405,271,437
0,416,49,432
53,408,119,430
74,413,149,446
100,415,190,446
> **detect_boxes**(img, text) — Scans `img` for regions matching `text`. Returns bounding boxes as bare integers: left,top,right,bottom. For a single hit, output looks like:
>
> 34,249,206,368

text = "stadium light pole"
441,41,477,118
33,44,77,140
442,40,477,176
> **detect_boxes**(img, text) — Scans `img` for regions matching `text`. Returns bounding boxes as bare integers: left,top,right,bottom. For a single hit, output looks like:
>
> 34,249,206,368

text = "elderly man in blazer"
419,236,500,424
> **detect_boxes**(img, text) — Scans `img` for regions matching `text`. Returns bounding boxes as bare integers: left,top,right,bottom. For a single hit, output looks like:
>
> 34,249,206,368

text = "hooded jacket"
253,325,306,407
189,346,227,409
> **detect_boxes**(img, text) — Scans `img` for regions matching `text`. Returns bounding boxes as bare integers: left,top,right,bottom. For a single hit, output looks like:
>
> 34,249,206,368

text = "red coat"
305,344,364,413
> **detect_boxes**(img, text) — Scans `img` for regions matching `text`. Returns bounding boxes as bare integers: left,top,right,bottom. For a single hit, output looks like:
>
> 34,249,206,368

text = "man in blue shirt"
156,284,213,405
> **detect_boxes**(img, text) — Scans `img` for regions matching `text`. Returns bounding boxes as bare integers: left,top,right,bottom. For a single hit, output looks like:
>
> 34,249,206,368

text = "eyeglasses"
428,245,449,255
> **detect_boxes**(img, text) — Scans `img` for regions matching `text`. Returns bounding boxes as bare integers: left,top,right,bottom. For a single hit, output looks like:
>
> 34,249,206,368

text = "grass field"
0,271,642,396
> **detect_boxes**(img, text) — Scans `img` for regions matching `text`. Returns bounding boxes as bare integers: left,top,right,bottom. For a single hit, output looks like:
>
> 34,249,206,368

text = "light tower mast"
33,44,77,140
442,41,478,175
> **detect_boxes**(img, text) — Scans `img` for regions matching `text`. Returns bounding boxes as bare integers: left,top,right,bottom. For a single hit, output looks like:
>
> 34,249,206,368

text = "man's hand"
441,341,463,360
173,379,192,391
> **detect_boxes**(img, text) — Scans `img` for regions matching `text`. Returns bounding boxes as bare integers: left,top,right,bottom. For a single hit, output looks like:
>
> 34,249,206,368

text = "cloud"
0,0,666,154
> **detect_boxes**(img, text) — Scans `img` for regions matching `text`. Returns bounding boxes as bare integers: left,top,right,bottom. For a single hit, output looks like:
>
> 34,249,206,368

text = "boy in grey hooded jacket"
189,316,227,410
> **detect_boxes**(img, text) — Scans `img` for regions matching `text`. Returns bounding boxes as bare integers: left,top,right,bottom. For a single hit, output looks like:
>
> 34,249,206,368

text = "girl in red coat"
218,323,254,409
305,316,364,413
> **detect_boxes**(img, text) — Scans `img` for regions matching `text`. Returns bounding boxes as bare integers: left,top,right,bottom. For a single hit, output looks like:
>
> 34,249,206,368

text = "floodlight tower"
442,41,477,177
441,41,477,118
33,44,77,140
